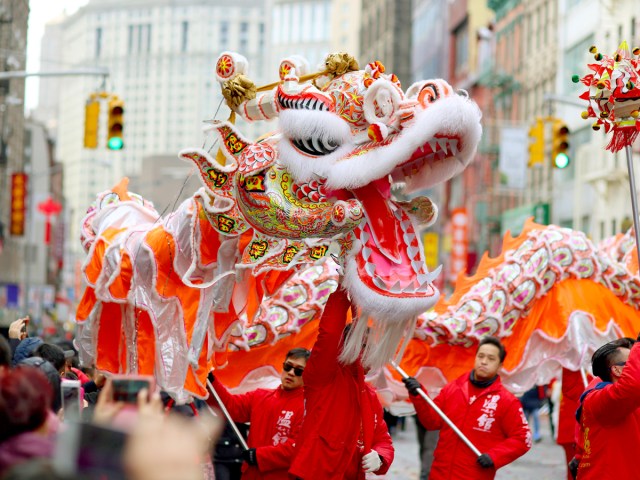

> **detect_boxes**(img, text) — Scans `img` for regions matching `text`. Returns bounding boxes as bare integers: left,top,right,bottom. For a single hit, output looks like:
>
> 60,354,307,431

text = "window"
220,21,228,49
240,21,248,52
95,27,102,58
581,215,590,235
259,23,265,48
181,21,188,52
453,19,469,77
563,35,594,95
127,24,151,53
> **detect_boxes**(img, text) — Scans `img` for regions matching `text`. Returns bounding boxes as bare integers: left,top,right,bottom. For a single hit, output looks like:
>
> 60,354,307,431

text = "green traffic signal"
554,152,570,169
108,136,124,150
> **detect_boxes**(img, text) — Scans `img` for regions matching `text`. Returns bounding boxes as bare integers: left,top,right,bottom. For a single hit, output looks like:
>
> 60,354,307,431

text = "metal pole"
390,361,482,457
580,367,588,388
624,144,640,275
206,379,249,451
0,68,110,80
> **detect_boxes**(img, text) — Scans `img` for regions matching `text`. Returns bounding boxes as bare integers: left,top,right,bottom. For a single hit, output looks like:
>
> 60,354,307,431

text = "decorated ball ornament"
576,41,640,152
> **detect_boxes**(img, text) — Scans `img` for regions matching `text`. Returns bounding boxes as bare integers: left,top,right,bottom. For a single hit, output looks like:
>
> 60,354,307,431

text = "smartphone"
111,375,154,404
61,379,82,421
53,421,127,480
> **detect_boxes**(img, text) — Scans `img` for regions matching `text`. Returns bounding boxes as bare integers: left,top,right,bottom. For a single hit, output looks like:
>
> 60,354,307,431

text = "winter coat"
289,289,394,480
576,341,640,480
11,337,43,366
556,368,584,446
0,411,58,475
209,379,304,480
519,385,544,411
410,373,531,480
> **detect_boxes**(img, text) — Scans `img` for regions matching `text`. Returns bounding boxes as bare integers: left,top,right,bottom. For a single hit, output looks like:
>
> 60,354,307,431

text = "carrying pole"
206,379,250,451
390,360,482,457
624,144,640,276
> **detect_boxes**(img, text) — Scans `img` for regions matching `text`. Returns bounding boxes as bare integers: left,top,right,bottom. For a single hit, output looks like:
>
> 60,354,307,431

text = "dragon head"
202,52,482,368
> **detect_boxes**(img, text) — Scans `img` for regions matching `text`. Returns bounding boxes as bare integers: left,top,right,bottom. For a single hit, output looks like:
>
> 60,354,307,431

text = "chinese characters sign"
449,208,468,283
10,173,28,236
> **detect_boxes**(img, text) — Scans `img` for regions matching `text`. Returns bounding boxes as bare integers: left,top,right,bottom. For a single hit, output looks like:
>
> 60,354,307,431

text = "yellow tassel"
324,53,359,77
222,75,257,110
581,111,590,119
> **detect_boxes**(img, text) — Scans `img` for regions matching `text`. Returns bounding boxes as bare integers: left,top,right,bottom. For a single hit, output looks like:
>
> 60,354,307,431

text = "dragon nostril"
457,89,469,98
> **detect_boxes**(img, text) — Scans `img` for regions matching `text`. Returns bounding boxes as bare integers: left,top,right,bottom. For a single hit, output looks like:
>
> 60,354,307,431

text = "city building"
558,0,640,241
34,0,272,309
360,0,413,88
269,0,363,81
0,0,29,324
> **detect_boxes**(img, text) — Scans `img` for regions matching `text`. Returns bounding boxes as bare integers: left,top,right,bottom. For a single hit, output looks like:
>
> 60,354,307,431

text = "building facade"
360,0,413,88
0,0,29,324
37,0,271,259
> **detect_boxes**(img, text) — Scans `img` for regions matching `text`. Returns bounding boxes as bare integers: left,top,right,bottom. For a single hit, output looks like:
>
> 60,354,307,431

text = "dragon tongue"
352,179,403,263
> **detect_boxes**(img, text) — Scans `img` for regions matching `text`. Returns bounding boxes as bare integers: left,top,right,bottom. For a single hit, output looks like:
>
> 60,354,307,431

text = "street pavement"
376,412,567,480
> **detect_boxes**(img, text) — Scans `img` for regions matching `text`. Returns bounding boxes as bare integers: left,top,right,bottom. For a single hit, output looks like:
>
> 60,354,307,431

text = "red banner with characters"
449,208,468,283
10,173,28,236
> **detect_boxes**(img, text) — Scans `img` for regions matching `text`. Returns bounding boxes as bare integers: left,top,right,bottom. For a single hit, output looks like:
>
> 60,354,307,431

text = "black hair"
33,343,66,373
285,348,311,361
17,357,62,412
592,338,634,382
0,335,11,368
478,336,507,363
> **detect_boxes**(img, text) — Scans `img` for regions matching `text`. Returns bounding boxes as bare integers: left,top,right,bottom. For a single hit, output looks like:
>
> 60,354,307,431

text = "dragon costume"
76,52,482,400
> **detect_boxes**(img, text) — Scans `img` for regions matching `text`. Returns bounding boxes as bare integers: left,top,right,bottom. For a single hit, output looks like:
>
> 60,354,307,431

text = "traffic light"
84,99,100,149
528,118,545,166
107,97,124,150
551,119,570,169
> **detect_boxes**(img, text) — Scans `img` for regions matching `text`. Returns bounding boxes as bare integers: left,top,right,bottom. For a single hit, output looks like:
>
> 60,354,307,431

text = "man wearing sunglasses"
207,347,309,480
574,334,640,480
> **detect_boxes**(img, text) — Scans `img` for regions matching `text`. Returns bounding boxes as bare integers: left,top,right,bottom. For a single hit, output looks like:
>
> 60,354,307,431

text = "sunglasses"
282,362,304,377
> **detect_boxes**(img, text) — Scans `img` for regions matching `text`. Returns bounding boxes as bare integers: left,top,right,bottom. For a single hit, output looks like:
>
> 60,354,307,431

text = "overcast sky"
25,0,89,110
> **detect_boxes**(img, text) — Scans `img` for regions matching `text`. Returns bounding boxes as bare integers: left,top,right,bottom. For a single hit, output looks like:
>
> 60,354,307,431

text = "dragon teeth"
390,281,403,293
365,262,376,277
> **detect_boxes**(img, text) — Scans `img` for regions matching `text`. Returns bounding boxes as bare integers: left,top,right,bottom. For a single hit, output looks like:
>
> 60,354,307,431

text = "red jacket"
208,379,304,480
556,368,584,446
410,373,531,480
289,290,394,479
577,342,640,480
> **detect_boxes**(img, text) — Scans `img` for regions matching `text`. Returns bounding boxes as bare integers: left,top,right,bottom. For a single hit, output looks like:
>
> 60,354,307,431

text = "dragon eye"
291,137,340,156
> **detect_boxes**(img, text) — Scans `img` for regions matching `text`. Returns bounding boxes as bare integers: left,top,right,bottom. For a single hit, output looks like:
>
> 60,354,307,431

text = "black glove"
402,376,421,396
476,453,494,468
568,457,579,480
242,448,258,465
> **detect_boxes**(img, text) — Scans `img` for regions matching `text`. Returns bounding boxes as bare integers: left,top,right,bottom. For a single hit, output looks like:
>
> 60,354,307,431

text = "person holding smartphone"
206,348,309,480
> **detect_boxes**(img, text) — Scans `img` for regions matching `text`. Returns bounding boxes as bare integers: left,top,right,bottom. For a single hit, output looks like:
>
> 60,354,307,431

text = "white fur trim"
278,109,354,182
363,79,401,125
324,94,482,190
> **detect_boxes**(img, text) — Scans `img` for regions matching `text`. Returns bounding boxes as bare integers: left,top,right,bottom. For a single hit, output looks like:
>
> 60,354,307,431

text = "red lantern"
37,197,63,244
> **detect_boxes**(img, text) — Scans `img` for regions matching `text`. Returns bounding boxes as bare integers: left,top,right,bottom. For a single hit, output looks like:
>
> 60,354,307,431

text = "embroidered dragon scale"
213,220,640,404
75,51,482,400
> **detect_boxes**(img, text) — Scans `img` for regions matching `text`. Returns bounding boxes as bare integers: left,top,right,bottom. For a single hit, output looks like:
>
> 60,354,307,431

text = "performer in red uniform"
207,348,309,480
576,336,640,480
289,289,394,479
402,337,531,480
